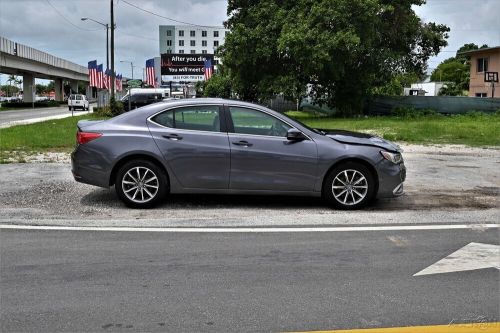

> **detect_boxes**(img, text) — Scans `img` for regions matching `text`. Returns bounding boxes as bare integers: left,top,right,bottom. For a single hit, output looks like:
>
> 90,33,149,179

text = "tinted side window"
152,111,174,128
229,107,291,137
152,106,221,132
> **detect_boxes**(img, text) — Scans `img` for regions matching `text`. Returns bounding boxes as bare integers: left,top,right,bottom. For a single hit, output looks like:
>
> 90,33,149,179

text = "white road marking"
414,242,500,276
0,224,498,233
387,235,409,247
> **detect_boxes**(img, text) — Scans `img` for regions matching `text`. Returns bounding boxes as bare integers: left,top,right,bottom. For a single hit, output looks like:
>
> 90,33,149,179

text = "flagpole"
110,0,115,98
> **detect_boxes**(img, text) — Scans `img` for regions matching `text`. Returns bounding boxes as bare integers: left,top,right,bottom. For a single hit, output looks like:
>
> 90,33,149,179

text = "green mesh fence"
367,96,500,115
300,96,500,115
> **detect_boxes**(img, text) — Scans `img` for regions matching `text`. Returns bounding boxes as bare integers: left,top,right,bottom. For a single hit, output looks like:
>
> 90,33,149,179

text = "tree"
47,81,55,92
35,84,48,95
430,58,468,83
438,82,463,96
195,65,233,98
373,72,420,96
221,0,449,114
0,84,20,96
431,43,488,95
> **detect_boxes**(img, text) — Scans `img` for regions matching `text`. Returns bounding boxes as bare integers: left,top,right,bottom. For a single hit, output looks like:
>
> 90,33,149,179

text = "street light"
120,61,135,80
81,17,109,72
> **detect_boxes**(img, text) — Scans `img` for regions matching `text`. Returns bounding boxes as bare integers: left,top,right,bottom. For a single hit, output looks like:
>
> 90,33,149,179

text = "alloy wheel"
121,166,159,203
331,169,368,206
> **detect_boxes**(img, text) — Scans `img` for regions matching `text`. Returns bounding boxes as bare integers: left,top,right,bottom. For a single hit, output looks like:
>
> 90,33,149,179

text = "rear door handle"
232,140,253,147
162,134,183,141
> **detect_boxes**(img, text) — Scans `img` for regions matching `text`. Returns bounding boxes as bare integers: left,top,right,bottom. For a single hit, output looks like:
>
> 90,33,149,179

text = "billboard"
161,53,214,82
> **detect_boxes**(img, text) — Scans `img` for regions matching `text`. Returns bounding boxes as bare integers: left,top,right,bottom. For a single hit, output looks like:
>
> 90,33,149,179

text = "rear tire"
322,162,376,210
115,160,168,208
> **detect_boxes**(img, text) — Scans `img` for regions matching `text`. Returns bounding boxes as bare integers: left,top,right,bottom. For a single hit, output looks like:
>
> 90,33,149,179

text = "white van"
68,94,89,111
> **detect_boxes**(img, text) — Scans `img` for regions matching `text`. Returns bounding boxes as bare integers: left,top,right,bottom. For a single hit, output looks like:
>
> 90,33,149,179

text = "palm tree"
14,77,22,92
6,75,17,97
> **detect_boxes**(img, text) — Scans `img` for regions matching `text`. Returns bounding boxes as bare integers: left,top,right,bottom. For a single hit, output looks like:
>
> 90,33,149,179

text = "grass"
0,113,107,162
285,111,500,147
1,110,498,163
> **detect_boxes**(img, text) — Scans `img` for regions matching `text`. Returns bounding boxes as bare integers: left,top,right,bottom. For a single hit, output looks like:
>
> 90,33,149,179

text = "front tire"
323,162,376,210
115,160,168,208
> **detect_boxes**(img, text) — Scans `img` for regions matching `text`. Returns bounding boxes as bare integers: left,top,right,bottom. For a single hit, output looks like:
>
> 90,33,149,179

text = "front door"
227,106,318,191
148,104,230,189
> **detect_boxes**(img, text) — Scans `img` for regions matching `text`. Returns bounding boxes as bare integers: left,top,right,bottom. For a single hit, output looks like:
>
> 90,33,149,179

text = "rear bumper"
71,146,110,188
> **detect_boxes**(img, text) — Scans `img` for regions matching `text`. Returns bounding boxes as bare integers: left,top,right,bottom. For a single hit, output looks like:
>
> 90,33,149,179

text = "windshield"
279,112,325,135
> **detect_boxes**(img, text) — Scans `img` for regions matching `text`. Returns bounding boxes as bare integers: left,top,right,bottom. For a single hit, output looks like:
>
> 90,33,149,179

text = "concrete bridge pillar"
55,78,63,101
70,80,79,94
22,73,35,103
86,85,92,99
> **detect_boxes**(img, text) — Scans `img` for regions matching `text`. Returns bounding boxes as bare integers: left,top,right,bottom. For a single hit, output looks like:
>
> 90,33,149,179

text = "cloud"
0,0,228,80
414,0,500,69
1,0,498,82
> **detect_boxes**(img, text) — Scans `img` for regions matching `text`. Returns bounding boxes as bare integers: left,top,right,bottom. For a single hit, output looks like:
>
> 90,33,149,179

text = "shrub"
391,106,439,118
1,100,67,108
109,97,124,117
94,98,124,118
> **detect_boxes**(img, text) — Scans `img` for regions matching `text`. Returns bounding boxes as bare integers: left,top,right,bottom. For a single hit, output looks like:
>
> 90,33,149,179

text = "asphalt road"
1,227,498,332
0,105,92,128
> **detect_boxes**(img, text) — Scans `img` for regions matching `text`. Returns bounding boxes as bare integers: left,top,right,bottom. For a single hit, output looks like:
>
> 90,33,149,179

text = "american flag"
88,60,97,87
103,69,110,90
204,59,213,80
115,74,122,91
146,58,156,87
96,64,104,89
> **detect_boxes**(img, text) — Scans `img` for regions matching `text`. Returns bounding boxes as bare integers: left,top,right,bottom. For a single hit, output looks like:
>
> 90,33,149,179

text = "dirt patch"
1,151,70,163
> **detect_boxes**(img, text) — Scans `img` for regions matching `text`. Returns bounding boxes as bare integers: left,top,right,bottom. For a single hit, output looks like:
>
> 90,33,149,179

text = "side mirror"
287,128,307,141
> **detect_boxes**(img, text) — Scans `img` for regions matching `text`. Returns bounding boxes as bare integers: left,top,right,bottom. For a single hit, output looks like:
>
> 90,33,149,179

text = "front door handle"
232,140,253,147
162,134,183,141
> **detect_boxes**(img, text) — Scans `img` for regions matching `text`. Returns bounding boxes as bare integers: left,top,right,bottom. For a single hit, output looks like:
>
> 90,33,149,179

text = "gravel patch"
0,144,498,227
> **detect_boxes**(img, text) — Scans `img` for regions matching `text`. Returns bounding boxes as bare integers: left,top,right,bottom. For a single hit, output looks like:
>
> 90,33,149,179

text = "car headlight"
380,151,403,164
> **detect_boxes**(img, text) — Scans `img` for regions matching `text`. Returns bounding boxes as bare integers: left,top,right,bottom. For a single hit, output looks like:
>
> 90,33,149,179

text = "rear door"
226,106,318,191
148,104,230,189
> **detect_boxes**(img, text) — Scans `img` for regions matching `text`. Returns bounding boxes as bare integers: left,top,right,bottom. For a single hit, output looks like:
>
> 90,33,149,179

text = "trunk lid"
77,119,105,130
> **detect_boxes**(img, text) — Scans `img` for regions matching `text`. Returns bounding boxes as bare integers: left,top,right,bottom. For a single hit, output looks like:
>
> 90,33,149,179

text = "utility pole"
120,61,134,80
110,0,115,98
106,24,109,71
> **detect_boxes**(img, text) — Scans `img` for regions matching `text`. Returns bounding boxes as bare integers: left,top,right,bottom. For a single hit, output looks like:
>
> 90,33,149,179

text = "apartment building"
159,25,228,60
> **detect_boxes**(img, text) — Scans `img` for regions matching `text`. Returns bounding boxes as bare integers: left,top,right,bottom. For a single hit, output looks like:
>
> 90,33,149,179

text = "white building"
159,25,228,64
404,82,448,96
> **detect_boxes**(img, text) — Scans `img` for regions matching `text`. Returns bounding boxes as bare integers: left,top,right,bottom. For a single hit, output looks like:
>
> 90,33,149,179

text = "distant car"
72,98,406,209
68,94,89,111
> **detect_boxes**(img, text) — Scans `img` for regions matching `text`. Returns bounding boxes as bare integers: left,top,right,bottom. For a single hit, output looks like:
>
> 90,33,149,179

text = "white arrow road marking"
414,242,500,276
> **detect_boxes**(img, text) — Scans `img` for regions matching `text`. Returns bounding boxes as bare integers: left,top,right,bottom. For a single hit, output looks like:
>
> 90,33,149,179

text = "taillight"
77,131,102,145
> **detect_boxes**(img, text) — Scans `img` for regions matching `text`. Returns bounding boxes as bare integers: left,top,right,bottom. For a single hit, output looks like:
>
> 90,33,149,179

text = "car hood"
322,129,401,152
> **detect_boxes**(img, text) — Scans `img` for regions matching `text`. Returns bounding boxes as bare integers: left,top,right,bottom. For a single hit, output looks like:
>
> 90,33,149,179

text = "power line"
120,0,224,28
116,30,159,42
45,0,101,32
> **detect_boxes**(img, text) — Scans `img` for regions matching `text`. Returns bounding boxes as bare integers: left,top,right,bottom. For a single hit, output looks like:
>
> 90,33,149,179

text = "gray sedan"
71,98,406,209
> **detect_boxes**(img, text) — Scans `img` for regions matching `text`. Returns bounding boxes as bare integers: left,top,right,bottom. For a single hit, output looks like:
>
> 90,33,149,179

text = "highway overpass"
0,36,89,102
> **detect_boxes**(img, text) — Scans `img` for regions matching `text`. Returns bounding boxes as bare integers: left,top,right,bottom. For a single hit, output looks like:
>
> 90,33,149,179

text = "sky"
0,0,499,85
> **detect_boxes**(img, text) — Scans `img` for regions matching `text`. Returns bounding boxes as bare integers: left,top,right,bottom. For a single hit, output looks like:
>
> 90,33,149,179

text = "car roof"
112,97,313,133
157,98,268,108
